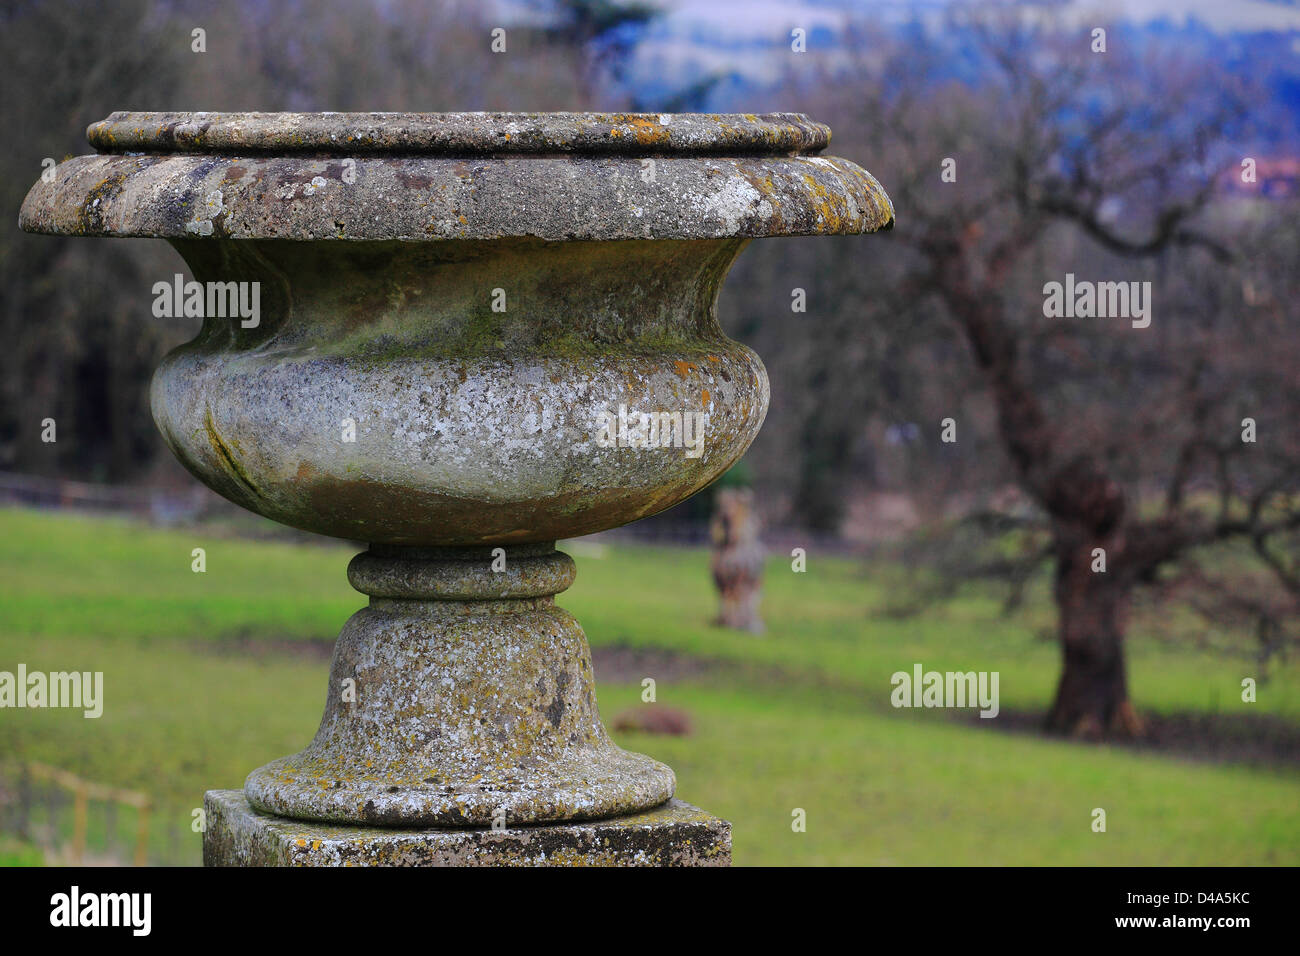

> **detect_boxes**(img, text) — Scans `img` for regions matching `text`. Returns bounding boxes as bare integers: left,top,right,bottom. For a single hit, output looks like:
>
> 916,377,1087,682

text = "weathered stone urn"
21,111,892,865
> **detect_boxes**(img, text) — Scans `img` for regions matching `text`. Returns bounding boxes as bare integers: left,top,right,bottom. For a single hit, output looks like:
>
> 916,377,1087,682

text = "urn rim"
22,110,895,242
87,110,832,157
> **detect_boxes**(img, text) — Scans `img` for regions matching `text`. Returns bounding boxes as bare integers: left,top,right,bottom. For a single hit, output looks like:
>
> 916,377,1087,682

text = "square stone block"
203,790,730,867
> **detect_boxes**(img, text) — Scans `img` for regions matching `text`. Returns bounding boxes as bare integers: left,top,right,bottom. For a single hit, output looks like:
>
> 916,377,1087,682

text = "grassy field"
0,505,1296,865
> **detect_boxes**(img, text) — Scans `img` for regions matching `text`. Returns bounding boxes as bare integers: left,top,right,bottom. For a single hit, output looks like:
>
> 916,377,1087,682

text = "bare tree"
794,14,1300,736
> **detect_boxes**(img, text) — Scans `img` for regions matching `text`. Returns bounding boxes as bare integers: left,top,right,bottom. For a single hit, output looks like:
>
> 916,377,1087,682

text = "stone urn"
21,111,892,865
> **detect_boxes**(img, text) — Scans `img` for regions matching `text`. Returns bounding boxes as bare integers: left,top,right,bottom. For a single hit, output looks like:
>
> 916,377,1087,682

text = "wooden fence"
1,761,152,866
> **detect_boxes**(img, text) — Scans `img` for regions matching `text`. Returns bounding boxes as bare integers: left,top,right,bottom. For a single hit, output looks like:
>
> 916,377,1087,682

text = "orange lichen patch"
799,171,854,230
629,117,670,145
701,389,711,405
673,360,695,377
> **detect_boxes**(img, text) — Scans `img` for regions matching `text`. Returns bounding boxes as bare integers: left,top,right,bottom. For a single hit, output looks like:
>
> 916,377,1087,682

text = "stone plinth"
203,790,730,867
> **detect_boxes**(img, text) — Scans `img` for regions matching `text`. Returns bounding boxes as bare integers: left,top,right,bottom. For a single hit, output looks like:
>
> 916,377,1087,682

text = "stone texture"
20,152,892,242
204,790,730,867
145,237,768,546
86,110,833,155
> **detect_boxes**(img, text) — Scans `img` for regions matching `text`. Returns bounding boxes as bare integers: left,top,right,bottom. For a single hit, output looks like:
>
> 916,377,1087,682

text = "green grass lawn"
0,505,1296,865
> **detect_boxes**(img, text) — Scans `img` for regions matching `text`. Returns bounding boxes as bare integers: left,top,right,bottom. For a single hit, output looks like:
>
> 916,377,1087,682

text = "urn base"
203,790,730,867
243,544,676,827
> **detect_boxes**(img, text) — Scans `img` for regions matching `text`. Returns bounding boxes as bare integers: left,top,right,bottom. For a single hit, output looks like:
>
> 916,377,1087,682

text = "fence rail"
0,470,209,523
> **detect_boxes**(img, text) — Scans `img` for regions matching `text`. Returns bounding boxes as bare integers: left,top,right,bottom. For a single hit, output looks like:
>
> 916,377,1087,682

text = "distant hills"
532,0,1300,144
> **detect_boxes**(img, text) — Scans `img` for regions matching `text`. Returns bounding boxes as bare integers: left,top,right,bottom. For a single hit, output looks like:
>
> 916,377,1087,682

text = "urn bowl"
20,111,894,545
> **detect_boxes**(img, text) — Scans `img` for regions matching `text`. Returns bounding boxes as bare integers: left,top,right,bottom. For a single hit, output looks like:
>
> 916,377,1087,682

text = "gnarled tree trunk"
933,253,1145,739
1046,535,1142,737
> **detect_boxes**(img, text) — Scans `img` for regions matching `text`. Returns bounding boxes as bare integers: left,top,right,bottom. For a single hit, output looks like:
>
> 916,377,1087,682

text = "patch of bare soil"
591,644,741,684
195,634,335,662
971,708,1300,770
610,706,693,736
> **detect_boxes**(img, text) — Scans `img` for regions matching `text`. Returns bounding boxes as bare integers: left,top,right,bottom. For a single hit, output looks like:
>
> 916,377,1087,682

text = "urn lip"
87,110,832,157
22,110,895,242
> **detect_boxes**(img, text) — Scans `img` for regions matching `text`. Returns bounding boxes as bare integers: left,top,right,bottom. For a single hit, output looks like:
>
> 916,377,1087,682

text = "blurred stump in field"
710,487,764,633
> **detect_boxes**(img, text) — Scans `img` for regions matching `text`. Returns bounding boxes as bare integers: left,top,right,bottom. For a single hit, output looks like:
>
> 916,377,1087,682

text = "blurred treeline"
2,0,1297,544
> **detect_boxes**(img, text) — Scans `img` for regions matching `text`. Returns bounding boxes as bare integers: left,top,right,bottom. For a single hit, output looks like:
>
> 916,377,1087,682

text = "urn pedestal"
21,111,893,866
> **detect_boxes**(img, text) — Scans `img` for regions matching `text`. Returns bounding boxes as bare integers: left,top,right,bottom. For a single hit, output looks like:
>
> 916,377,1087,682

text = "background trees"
725,14,1300,735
